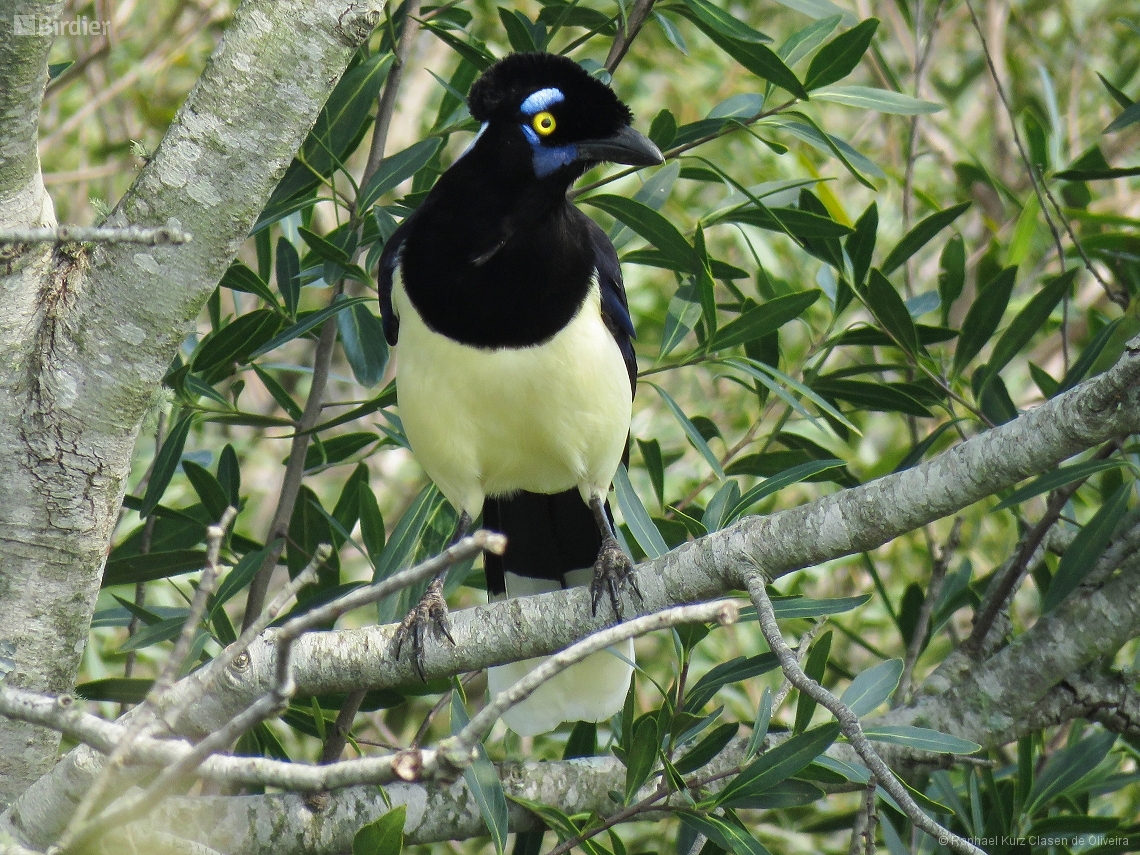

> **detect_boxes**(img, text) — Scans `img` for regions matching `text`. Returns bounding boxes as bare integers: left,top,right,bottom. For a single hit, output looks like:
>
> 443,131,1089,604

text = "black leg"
393,510,472,680
587,494,640,619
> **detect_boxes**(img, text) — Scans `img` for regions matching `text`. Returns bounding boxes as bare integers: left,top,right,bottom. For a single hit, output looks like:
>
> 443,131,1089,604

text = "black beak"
575,125,665,167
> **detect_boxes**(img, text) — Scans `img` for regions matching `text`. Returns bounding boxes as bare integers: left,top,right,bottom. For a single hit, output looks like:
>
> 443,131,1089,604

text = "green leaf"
358,484,385,562
711,205,853,238
840,659,902,717
723,358,861,435
763,593,870,620
451,694,509,855
660,283,703,357
647,383,725,478
117,616,198,653
675,2,807,100
810,377,934,417
724,459,844,523
1104,99,1140,134
258,53,394,227
709,290,821,351
582,194,699,274
680,0,771,44
1056,317,1123,393
74,678,153,704
139,412,194,519
952,266,1017,377
938,234,966,325
716,723,841,807
794,632,831,733
778,15,842,68
866,270,919,356
679,812,772,855
994,459,1132,512
1044,482,1131,612
358,138,443,211
1026,730,1117,815
637,438,665,509
217,444,240,506
861,725,981,754
983,269,1077,385
684,653,780,713
746,688,773,759
811,85,942,114
212,542,281,610
563,721,597,759
803,18,878,90
276,238,301,318
675,723,739,774
881,202,971,276
1054,165,1140,180
181,460,231,521
353,805,405,855
250,296,372,358
220,261,281,310
846,201,877,289
625,716,660,803
193,310,285,373
337,303,390,388
286,486,338,589
613,464,669,559
251,364,304,420
303,432,379,469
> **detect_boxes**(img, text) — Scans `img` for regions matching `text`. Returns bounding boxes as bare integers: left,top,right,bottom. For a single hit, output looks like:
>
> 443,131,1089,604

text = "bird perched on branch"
378,52,663,735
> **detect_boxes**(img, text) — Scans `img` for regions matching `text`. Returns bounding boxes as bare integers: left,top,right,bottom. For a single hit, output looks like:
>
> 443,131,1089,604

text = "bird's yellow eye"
532,111,556,136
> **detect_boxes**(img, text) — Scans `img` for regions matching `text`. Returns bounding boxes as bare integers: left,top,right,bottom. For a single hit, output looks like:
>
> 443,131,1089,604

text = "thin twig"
0,224,191,244
772,619,823,713
744,571,984,855
896,518,961,706
436,601,740,773
604,0,656,72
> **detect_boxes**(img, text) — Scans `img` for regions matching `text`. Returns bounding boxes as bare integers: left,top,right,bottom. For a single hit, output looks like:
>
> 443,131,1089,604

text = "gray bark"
0,0,384,804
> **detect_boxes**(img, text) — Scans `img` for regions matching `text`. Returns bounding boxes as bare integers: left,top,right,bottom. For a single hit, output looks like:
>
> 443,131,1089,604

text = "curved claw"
392,577,454,681
590,537,638,620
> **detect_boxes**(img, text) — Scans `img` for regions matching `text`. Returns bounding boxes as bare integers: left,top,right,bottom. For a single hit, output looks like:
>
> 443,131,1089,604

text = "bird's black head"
467,52,663,183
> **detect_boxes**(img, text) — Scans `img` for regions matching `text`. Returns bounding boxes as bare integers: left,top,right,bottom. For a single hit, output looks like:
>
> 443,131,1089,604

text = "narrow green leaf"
866,269,920,356
1056,317,1123,393
1044,483,1131,612
810,377,934,417
582,194,699,274
193,310,285,374
794,633,831,733
251,364,304,420
613,464,669,559
302,432,379,470
778,15,842,67
139,412,194,519
358,138,443,211
74,678,153,705
637,438,665,509
746,688,773,759
811,85,942,114
353,805,405,855
338,303,390,387
840,659,903,717
845,201,877,288
952,266,1017,376
862,725,981,754
938,234,966,325
625,716,660,803
722,358,861,435
881,202,971,276
675,723,739,774
684,653,780,713
724,459,844,523
1104,100,1140,134
212,542,280,610
711,205,853,238
250,296,372,358
451,694,509,855
1054,165,1140,181
716,723,841,807
358,484,385,562
679,812,772,855
803,18,878,90
181,460,231,521
995,459,1132,512
276,238,301,318
680,0,771,44
221,261,281,310
709,290,821,351
117,617,196,653
1025,730,1117,816
984,269,1077,384
647,383,725,478
563,721,597,759
217,444,240,505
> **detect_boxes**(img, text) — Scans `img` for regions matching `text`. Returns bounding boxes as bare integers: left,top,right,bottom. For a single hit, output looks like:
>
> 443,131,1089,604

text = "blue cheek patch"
520,87,565,114
522,124,576,177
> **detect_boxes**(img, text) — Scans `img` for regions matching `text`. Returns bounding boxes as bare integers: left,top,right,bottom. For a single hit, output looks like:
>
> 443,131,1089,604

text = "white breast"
392,272,632,516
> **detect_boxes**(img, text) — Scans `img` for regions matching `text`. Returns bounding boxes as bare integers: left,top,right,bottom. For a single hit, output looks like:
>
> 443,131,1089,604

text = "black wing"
376,215,417,347
586,217,637,397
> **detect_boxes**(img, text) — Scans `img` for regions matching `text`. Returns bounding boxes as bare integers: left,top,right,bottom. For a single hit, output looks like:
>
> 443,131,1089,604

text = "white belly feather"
392,272,632,516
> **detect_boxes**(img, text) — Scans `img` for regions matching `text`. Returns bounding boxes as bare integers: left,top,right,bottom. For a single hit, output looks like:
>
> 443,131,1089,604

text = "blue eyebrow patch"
520,87,565,114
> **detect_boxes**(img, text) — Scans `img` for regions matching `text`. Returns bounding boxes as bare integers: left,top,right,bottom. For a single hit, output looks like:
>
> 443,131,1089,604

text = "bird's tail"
483,488,634,736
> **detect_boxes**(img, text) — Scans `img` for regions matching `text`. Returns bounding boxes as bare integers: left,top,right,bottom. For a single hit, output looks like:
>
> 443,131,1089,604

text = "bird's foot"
590,537,640,619
392,576,454,681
